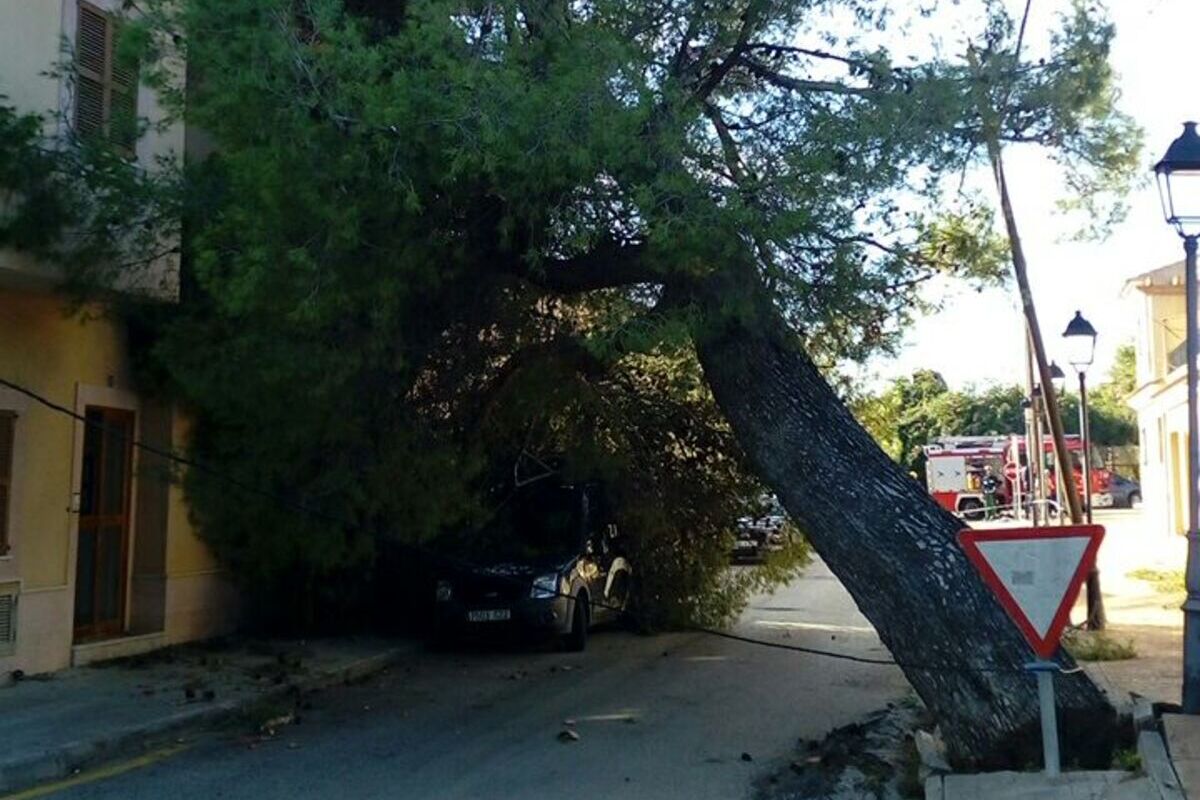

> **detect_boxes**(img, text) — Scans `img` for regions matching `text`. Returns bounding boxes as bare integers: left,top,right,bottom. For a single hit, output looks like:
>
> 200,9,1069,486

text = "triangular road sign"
958,525,1104,658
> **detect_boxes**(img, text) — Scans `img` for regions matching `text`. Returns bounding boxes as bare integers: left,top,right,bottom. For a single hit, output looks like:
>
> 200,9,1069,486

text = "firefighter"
981,464,1001,520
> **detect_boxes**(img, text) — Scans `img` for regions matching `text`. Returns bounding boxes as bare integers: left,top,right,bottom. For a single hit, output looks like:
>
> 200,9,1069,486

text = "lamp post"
1049,361,1067,522
1064,311,1105,629
1154,121,1200,713
1064,312,1098,522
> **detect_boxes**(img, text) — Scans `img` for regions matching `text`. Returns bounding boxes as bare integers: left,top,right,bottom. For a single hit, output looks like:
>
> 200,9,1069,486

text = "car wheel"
564,593,589,652
610,574,637,630
959,498,985,522
1129,491,1142,509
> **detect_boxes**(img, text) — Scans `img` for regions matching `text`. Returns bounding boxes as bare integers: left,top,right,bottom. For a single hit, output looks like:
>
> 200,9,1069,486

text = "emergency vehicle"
923,434,1110,520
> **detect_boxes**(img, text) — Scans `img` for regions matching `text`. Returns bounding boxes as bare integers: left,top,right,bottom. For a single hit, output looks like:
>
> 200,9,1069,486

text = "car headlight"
530,573,561,599
435,580,453,602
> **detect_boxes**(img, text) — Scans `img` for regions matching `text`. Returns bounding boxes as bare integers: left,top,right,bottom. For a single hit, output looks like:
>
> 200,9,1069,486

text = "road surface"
43,561,908,800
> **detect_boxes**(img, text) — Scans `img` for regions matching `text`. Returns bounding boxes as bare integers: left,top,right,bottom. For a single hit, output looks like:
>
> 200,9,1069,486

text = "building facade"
0,0,236,676
1127,261,1189,539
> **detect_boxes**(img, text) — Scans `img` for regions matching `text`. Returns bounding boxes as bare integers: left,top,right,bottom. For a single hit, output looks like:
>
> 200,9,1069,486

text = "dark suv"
430,481,632,652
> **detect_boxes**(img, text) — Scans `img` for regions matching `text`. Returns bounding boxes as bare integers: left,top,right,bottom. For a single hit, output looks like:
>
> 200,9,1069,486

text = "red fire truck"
923,435,1110,520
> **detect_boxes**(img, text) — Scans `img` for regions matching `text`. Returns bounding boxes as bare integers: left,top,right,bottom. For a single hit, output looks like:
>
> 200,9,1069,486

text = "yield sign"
958,525,1104,658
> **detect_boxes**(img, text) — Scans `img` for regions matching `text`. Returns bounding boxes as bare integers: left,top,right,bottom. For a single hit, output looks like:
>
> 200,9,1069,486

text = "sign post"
958,525,1105,776
1027,660,1061,775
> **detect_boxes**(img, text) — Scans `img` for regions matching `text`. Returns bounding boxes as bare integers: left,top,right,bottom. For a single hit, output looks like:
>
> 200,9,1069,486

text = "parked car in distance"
1104,474,1142,509
429,480,632,652
731,496,788,562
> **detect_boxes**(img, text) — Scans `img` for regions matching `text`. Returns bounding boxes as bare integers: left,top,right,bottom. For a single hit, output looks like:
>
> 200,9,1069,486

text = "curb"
0,644,415,795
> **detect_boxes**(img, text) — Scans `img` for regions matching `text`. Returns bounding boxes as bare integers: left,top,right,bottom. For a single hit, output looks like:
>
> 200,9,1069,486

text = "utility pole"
983,146,1085,528
967,46,1086,531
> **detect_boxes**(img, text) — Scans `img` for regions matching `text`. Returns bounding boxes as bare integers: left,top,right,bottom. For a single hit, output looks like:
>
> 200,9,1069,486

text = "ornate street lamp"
1063,312,1097,374
1156,121,1200,713
1063,311,1104,628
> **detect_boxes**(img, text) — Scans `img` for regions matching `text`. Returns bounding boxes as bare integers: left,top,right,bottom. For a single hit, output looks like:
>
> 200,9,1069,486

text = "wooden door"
74,407,134,641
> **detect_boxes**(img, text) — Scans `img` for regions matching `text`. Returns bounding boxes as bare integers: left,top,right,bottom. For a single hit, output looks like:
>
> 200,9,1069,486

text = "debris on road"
757,702,931,799
913,729,950,774
260,711,296,736
558,729,580,743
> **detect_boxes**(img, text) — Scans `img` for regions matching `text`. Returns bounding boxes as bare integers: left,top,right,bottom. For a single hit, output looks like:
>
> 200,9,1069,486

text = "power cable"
0,375,1070,676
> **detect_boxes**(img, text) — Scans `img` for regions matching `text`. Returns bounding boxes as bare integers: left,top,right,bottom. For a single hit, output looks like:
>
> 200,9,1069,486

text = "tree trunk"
687,274,1117,769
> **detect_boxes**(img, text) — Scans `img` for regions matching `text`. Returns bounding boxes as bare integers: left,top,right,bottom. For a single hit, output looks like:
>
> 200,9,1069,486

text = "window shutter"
74,2,138,150
75,3,109,140
109,36,139,151
0,413,13,556
75,75,105,139
76,4,107,76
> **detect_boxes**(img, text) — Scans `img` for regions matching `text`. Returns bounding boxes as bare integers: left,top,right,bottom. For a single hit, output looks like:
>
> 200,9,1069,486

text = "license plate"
735,540,756,549
468,609,511,622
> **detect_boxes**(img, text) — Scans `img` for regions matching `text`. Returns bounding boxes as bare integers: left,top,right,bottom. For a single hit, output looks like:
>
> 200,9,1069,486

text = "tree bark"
686,270,1117,768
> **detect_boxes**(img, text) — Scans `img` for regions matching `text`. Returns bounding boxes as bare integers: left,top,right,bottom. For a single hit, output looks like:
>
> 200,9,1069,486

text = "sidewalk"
1071,509,1184,707
0,636,418,794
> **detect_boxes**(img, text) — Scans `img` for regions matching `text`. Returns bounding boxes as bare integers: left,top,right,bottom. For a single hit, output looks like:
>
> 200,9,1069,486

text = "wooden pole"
985,147,1084,525
983,136,1107,627
966,45,1085,528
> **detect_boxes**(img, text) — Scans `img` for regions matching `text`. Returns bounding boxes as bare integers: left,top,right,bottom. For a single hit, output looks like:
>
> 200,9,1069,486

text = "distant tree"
857,357,1137,481
1107,343,1137,398
1086,343,1138,446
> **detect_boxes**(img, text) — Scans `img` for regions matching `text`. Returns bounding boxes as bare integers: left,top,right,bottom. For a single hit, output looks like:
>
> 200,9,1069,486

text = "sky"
861,0,1199,391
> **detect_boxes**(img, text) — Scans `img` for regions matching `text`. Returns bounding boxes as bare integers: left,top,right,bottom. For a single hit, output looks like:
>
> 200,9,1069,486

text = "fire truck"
923,435,1110,520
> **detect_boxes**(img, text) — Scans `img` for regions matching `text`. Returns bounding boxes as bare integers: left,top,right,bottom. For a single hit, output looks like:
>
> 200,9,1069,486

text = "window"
0,412,13,556
74,1,138,151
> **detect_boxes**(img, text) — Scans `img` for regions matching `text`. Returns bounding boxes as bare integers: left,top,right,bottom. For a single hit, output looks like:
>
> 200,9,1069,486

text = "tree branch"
744,42,878,73
690,1,764,103
736,56,875,96
515,242,660,293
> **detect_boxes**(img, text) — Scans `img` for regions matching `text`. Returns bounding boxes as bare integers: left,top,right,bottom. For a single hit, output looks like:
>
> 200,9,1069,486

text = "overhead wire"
0,374,1075,677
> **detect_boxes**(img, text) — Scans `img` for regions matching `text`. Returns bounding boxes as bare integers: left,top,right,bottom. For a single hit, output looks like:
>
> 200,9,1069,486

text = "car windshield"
447,483,582,561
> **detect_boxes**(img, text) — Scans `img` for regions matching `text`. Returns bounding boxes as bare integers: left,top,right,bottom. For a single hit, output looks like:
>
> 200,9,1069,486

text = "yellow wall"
0,289,132,590
0,286,236,671
0,287,226,584
166,414,220,578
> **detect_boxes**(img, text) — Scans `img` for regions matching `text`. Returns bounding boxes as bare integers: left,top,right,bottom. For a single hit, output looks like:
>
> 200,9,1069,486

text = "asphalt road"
47,561,908,800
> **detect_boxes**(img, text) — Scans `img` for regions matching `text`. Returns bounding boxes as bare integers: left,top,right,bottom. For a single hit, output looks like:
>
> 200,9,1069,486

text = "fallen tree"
4,0,1142,766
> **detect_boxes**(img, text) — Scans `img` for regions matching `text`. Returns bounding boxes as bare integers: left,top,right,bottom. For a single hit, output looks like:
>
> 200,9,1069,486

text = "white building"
1126,261,1188,538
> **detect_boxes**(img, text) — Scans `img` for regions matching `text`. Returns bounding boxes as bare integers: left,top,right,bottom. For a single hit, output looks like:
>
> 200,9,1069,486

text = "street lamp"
1155,121,1200,713
1048,362,1067,524
1049,361,1066,395
1063,310,1104,629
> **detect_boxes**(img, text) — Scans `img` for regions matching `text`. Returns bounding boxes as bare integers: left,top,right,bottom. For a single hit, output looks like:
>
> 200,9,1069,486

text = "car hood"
470,557,575,578
435,551,577,581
